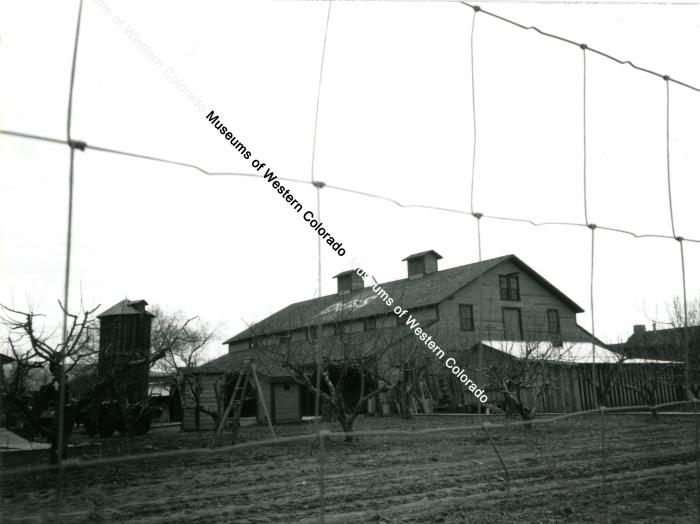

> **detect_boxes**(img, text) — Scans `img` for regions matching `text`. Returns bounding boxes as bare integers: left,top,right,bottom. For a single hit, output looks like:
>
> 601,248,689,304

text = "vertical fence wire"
57,0,84,468
694,399,700,523
310,4,334,518
468,5,485,422
55,2,84,517
318,429,329,524
310,1,333,186
468,5,480,215
664,77,677,239
582,38,608,519
589,225,598,407
599,406,608,523
678,239,691,397
310,0,334,433
482,422,510,513
581,44,589,227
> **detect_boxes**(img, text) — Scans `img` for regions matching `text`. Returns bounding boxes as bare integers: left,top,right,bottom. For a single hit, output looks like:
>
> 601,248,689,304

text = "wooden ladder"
209,360,275,448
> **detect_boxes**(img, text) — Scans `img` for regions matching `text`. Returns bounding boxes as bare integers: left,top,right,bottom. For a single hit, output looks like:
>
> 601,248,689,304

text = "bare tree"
472,336,580,422
150,306,217,428
256,293,429,441
666,294,700,328
382,323,438,418
641,293,700,397
1,301,98,463
622,362,678,417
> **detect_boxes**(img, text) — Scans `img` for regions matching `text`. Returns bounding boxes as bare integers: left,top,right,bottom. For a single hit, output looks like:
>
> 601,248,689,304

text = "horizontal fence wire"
2,404,698,523
2,401,696,477
2,129,699,246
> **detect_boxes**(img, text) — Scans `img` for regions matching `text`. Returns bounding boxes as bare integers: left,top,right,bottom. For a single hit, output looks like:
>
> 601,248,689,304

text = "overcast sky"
1,0,699,360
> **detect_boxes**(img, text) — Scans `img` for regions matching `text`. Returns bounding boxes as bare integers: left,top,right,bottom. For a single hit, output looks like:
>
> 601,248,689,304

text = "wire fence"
1,401,699,522
1,0,699,522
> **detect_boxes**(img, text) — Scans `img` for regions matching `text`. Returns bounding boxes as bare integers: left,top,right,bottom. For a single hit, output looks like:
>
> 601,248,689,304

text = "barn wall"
229,340,249,352
435,259,586,345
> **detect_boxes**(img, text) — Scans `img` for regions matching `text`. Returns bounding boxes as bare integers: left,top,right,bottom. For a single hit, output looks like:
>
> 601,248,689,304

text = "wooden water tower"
97,299,155,403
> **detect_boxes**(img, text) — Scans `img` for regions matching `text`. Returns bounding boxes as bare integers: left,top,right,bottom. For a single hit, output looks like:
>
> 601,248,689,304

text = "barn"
182,251,684,426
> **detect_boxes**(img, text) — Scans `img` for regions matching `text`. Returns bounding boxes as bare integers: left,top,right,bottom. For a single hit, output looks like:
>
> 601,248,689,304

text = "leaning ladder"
209,359,275,448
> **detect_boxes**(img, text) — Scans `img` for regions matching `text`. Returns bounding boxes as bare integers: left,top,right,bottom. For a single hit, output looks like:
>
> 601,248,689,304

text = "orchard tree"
257,293,432,441
472,335,580,422
1,301,98,463
150,305,217,427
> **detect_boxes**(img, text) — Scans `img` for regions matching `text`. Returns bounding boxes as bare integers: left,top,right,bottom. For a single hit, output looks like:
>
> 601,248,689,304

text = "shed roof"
186,351,290,377
224,254,584,344
482,340,679,365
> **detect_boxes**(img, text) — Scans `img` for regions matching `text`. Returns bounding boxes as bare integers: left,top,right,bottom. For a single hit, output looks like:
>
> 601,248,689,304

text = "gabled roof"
97,299,155,318
203,317,433,375
224,254,584,345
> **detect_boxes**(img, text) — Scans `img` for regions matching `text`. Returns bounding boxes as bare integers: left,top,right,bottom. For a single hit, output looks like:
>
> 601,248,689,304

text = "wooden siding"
442,344,685,412
271,381,301,423
436,259,585,344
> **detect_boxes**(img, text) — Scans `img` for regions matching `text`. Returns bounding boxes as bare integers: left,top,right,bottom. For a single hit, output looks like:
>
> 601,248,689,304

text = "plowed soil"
1,414,696,523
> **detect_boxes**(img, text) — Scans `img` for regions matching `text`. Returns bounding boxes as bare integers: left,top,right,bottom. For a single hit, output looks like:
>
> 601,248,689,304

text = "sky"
1,0,699,361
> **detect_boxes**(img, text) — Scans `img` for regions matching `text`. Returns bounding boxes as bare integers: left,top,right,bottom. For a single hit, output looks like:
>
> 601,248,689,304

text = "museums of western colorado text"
205,109,346,257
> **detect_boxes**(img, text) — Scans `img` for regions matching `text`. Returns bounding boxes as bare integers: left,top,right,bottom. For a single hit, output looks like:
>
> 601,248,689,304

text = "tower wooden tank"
97,299,155,403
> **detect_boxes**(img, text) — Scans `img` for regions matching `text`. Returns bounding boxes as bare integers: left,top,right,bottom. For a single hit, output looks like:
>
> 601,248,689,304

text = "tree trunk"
506,394,535,427
194,398,201,431
338,413,355,442
49,411,71,464
48,435,65,465
398,388,412,419
520,407,535,429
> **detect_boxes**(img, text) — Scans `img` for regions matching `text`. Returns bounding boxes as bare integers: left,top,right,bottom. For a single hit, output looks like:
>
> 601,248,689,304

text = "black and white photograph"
1,0,699,522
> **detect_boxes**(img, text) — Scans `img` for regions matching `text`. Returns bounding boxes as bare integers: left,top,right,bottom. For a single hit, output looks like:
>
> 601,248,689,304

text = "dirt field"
1,414,697,523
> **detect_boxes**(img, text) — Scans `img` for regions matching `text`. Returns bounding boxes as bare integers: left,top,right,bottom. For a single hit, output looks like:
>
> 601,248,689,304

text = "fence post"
318,429,330,524
482,422,510,512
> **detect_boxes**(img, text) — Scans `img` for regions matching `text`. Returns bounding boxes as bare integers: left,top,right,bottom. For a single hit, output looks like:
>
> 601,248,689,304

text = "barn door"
502,307,523,340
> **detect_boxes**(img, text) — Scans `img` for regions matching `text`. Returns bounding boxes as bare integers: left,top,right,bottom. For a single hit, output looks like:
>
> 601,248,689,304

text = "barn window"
308,326,318,339
547,309,560,334
459,304,474,331
283,383,291,391
364,317,377,331
279,333,291,345
503,307,523,340
499,274,520,301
